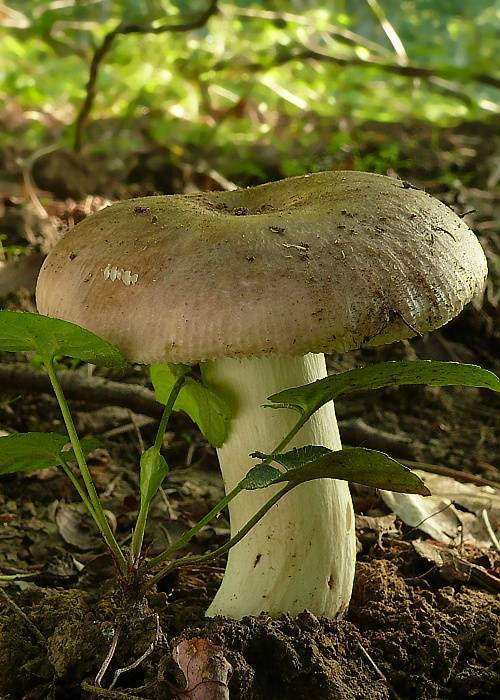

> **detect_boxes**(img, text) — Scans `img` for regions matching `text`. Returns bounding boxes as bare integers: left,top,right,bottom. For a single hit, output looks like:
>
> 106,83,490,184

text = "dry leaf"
54,502,101,550
412,540,500,591
173,637,232,700
381,470,499,548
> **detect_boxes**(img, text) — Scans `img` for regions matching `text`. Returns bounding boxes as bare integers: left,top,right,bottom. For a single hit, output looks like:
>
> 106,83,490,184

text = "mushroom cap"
36,171,487,364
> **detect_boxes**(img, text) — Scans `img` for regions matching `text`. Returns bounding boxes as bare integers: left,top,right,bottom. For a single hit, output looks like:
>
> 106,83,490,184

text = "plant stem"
153,374,186,451
148,483,293,587
130,503,149,564
45,358,127,572
271,413,308,455
59,458,98,519
146,414,304,572
146,484,242,569
130,374,186,562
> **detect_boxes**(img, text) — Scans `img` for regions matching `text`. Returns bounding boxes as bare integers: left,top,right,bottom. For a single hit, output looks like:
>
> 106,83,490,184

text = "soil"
0,120,498,699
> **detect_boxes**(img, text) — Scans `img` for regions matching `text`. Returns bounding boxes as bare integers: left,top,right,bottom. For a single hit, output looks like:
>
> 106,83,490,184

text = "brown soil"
1,553,498,699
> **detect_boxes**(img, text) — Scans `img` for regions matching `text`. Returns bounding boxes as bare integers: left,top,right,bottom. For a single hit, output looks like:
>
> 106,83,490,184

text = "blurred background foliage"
0,0,498,191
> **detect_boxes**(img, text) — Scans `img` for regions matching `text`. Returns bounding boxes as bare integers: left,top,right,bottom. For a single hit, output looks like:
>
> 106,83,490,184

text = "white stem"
201,353,356,619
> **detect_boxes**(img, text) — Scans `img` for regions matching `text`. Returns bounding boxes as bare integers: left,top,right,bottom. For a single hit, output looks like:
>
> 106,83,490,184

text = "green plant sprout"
0,310,499,604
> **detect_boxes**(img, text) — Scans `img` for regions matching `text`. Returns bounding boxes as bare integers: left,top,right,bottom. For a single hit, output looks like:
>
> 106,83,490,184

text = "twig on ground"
356,640,404,700
102,417,156,440
0,586,47,645
2,362,497,491
400,458,499,489
0,363,163,420
128,409,146,454
340,418,417,460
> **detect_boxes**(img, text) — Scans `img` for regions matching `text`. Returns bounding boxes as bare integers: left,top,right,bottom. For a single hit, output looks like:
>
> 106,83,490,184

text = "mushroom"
36,171,487,619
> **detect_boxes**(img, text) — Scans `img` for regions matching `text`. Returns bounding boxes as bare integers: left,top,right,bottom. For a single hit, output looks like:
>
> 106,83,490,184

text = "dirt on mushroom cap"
36,171,487,364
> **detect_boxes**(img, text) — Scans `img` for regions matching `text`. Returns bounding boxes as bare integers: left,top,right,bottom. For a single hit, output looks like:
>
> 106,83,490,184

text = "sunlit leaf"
241,446,429,495
151,363,231,447
0,311,128,368
267,361,500,416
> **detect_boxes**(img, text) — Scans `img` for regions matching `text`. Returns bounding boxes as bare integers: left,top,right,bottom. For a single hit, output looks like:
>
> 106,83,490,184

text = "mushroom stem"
201,353,356,619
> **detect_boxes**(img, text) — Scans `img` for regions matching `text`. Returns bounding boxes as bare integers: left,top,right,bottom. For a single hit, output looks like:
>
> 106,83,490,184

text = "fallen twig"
0,586,47,645
400,458,499,489
356,640,403,700
0,362,163,421
339,418,417,460
1,363,497,494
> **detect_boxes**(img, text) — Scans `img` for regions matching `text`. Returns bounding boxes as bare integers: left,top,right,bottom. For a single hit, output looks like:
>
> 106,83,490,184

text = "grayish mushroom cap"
36,171,487,364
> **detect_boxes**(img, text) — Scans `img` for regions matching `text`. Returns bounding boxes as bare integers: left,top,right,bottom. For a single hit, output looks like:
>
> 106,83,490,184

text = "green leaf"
0,311,128,368
240,446,430,495
240,464,282,490
139,447,169,508
151,363,231,447
268,445,331,470
0,432,99,475
267,361,500,416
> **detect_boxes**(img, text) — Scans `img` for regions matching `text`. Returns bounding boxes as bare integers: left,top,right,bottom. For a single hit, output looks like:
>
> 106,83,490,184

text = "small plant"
0,310,498,588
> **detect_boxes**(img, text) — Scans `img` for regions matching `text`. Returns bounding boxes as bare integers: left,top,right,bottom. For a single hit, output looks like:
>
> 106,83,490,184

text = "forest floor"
0,120,498,699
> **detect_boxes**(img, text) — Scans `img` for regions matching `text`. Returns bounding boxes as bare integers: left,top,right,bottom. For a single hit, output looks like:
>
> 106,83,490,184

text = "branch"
0,364,418,455
219,4,395,58
73,0,219,151
0,363,163,421
239,45,500,90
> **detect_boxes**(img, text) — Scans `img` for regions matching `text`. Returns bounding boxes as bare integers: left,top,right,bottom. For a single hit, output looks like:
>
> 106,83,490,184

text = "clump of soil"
0,587,111,698
167,558,499,700
0,583,167,699
349,560,500,699
3,553,496,699
190,614,388,700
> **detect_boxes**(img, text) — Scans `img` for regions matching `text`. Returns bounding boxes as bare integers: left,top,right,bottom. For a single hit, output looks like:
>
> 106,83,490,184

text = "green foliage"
151,363,231,447
241,445,430,495
1,0,497,155
139,446,169,508
0,309,498,586
0,311,128,368
0,432,99,474
267,361,500,417
0,235,28,260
